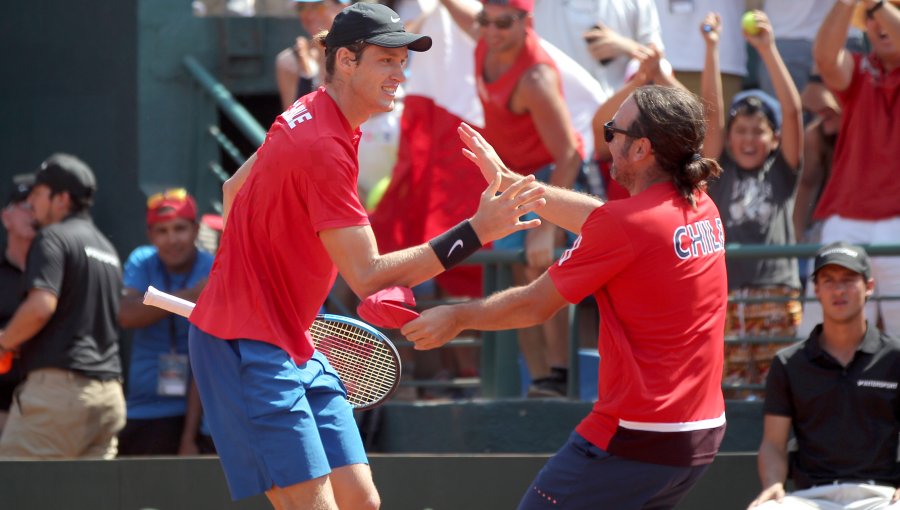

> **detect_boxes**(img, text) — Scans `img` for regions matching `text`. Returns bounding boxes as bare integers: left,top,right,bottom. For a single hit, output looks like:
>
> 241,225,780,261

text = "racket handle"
143,286,196,318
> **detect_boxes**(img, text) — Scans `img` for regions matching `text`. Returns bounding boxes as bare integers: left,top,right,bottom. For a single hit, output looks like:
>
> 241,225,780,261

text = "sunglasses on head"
475,11,526,29
603,121,641,143
147,188,188,209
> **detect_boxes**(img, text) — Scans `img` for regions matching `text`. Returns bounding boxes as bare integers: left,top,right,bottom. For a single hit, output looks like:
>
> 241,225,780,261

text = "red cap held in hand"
357,286,420,329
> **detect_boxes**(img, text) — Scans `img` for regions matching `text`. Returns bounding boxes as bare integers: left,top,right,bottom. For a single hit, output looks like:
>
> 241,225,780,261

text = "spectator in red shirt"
799,0,900,337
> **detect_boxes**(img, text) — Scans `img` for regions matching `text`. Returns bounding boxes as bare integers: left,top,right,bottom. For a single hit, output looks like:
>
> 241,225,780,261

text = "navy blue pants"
518,432,710,510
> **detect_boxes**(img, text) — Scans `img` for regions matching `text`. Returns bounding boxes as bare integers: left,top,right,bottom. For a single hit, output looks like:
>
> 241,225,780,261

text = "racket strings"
310,320,399,408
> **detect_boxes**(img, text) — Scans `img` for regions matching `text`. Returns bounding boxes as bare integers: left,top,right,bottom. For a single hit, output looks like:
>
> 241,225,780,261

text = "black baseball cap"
32,153,97,206
813,241,872,280
325,3,432,52
5,174,34,207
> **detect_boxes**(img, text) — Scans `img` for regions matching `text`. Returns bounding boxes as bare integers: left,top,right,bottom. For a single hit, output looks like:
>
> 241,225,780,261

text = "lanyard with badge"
157,260,191,397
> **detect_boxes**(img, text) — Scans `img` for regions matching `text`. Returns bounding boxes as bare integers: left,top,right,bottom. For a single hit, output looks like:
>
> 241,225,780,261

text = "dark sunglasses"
475,11,525,29
603,120,641,143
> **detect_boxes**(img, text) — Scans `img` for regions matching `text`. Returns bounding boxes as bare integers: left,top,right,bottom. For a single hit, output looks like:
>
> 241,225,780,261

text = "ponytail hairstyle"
629,86,722,206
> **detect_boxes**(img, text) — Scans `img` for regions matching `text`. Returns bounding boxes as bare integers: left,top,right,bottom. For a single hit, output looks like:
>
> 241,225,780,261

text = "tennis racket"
143,286,402,410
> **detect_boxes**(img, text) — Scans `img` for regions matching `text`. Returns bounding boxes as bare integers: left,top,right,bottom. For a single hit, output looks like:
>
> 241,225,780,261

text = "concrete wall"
0,453,760,510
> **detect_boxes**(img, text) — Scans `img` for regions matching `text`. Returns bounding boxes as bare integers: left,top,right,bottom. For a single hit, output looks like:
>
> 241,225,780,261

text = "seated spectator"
700,11,804,399
748,242,900,509
117,188,214,455
0,175,35,434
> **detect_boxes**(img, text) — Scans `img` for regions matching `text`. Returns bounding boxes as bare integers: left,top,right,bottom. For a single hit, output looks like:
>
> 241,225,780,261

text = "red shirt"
813,53,900,221
549,182,727,466
475,28,585,175
191,88,369,364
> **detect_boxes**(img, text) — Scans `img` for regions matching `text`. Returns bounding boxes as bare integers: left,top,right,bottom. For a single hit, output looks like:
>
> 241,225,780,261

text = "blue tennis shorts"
517,431,709,509
188,325,368,500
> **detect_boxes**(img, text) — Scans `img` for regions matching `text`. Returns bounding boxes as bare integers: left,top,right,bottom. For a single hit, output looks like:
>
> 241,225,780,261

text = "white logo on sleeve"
281,102,313,129
390,16,401,22
447,239,464,258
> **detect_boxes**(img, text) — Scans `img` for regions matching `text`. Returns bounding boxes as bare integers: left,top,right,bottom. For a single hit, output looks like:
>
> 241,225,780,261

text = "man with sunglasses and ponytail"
405,85,729,509
439,0,588,397
0,154,125,459
117,188,214,456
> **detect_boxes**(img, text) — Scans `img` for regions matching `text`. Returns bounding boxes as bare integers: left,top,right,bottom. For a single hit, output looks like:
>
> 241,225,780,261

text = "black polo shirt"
764,323,900,490
22,213,122,380
0,252,25,324
0,252,26,409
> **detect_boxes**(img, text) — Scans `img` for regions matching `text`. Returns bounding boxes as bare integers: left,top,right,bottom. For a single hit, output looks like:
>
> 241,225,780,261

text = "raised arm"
320,174,545,298
700,12,724,160
515,64,586,268
747,414,792,508
438,0,482,40
813,0,858,92
457,123,603,234
745,11,803,169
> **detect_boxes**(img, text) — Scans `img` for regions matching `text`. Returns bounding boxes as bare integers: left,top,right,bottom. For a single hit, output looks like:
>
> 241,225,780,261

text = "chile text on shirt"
674,218,725,260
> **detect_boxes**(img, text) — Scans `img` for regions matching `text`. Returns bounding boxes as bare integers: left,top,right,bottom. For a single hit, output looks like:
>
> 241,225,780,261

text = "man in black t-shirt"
0,175,35,433
749,242,900,509
0,154,126,459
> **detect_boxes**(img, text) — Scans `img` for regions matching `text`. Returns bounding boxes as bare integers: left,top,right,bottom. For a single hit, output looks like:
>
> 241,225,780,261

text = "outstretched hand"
401,305,462,350
700,12,721,44
457,122,517,190
742,10,775,51
468,171,546,245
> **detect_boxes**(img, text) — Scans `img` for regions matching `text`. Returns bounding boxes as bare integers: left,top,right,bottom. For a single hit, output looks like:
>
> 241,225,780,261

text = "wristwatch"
867,0,885,18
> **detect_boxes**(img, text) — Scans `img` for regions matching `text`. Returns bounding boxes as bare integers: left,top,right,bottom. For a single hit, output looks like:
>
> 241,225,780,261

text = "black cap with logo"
813,241,872,280
325,3,432,52
33,153,97,207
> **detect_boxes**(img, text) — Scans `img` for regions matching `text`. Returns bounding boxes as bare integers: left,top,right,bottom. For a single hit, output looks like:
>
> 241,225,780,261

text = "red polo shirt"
549,182,728,466
192,88,369,364
813,53,900,221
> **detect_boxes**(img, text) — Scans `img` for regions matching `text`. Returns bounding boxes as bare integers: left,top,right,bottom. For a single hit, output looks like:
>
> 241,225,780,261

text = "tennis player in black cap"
188,3,545,509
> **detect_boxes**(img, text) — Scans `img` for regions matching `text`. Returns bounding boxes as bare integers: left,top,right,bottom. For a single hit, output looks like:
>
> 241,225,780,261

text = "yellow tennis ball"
742,11,760,36
366,176,391,212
